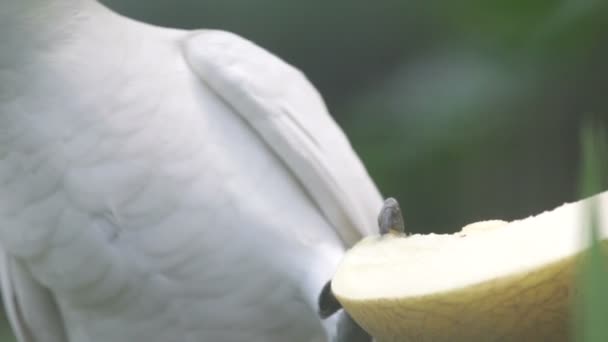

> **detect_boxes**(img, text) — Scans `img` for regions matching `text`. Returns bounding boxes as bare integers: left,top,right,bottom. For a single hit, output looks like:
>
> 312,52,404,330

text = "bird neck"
0,0,147,136
0,0,118,67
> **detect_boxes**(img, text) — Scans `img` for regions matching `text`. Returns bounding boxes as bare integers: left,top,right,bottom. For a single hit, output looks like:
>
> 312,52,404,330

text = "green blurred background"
2,0,608,339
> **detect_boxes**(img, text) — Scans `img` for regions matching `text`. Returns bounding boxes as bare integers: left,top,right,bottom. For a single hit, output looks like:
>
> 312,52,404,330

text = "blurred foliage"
575,123,608,342
102,0,608,233
0,313,14,342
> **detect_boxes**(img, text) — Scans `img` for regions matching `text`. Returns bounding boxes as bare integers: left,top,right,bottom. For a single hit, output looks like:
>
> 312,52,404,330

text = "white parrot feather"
0,3,383,342
183,30,382,246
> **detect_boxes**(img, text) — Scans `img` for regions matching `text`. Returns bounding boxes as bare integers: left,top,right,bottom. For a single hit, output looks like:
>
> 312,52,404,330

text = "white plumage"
0,1,382,341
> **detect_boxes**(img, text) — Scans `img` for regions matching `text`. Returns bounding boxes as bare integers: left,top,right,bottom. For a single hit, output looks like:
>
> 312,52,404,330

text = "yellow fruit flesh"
336,250,582,341
332,192,608,341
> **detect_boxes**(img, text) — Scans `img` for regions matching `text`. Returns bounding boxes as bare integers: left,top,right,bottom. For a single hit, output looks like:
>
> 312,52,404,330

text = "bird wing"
181,30,383,246
0,249,67,342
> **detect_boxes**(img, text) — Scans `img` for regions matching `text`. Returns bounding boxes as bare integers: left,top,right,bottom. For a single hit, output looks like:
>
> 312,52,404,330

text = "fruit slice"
332,192,608,342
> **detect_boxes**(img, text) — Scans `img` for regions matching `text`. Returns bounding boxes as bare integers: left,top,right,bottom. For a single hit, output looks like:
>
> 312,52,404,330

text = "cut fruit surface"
332,192,608,341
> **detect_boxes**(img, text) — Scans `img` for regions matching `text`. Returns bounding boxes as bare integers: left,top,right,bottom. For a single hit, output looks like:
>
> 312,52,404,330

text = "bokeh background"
1,0,607,340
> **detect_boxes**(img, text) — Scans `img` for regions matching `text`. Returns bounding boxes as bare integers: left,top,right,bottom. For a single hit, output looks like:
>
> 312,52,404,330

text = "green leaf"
575,122,608,342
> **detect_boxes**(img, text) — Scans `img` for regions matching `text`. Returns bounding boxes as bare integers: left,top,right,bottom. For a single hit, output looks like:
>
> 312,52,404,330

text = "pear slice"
332,192,608,342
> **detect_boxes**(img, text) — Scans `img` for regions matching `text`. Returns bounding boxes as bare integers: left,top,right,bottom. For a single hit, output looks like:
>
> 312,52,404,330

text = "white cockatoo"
0,0,383,341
